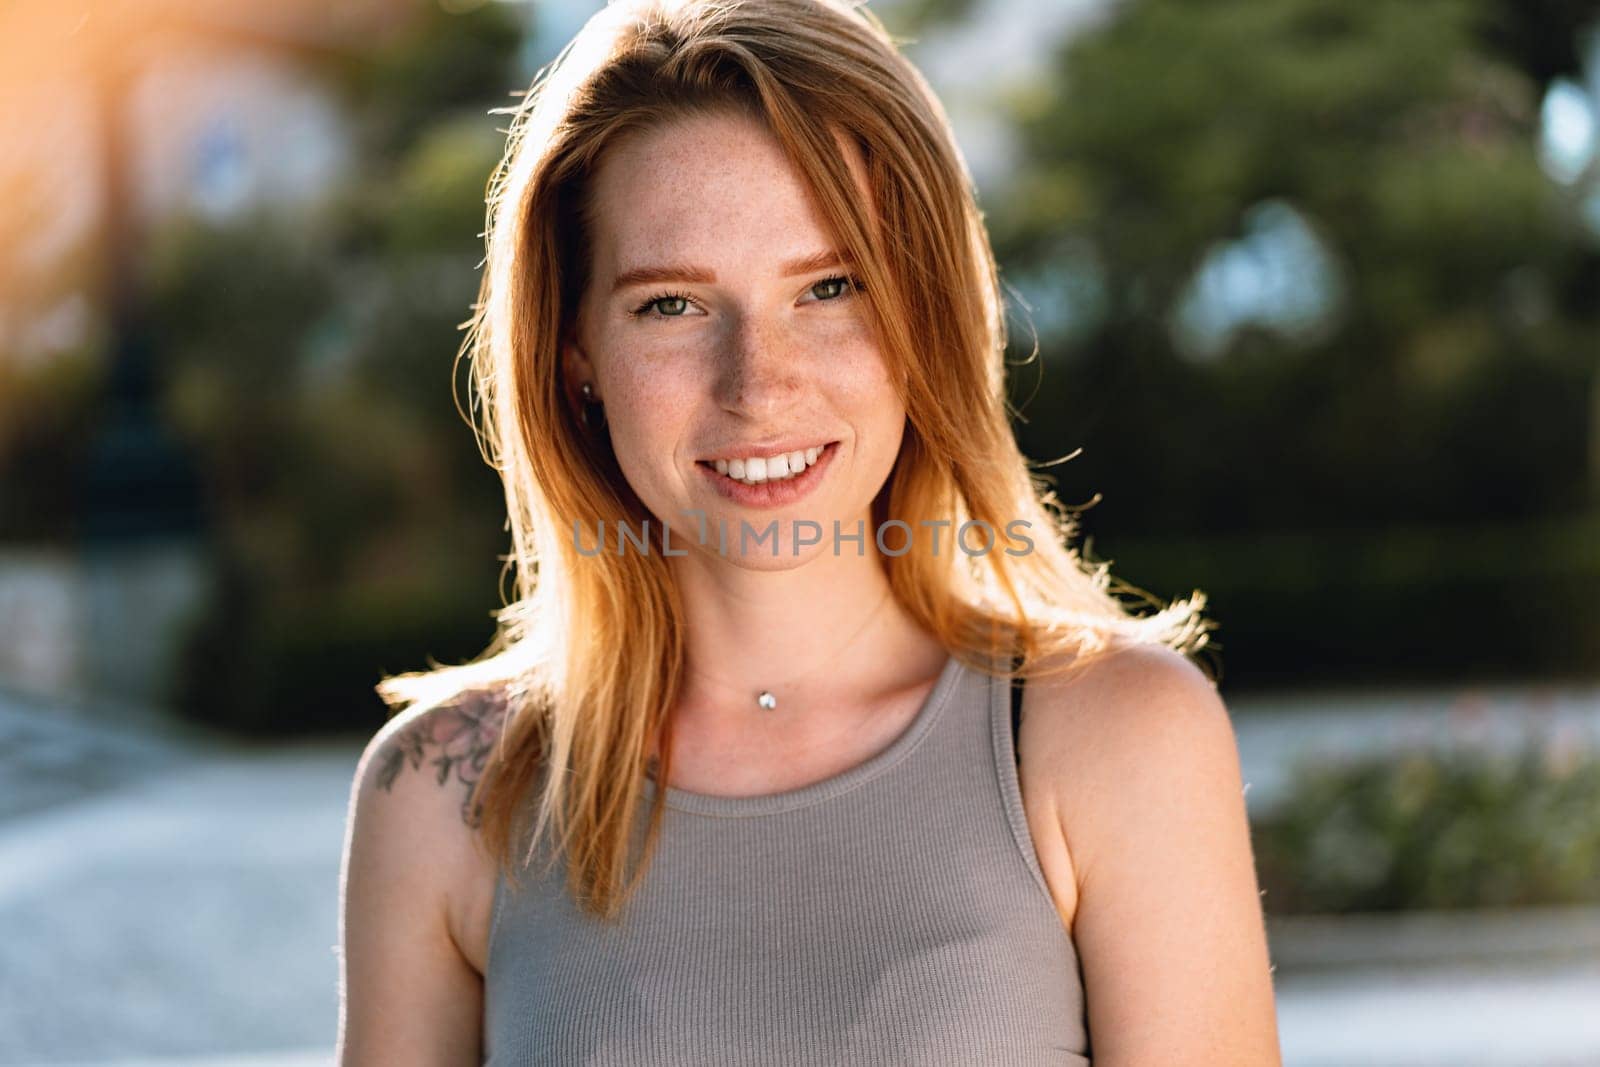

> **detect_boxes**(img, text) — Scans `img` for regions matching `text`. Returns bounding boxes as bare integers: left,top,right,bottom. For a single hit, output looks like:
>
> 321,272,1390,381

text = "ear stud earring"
580,382,606,429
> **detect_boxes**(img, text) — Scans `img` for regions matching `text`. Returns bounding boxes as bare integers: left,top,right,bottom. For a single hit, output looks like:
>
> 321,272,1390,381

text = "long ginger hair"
375,0,1215,921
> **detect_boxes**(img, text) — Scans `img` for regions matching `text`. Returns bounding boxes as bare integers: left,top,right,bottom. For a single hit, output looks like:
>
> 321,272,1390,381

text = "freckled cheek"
826,339,903,410
602,360,701,482
828,346,907,472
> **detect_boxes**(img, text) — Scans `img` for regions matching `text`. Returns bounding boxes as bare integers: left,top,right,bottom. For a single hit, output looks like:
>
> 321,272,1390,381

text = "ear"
560,323,598,404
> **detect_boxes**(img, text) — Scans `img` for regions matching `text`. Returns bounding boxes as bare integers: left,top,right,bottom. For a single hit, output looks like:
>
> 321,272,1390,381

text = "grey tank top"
482,651,1092,1065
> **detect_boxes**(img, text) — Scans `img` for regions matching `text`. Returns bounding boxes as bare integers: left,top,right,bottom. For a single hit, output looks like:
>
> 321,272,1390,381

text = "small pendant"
757,690,777,710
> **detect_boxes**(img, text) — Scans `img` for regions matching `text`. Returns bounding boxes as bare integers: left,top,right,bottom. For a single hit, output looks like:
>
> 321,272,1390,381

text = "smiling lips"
696,440,838,507
705,444,826,486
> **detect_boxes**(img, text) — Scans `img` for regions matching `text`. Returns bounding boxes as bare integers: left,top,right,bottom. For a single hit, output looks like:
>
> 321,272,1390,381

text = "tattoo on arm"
374,689,509,828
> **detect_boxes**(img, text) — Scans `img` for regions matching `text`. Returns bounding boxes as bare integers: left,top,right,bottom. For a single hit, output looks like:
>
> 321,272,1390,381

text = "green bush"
1253,737,1600,914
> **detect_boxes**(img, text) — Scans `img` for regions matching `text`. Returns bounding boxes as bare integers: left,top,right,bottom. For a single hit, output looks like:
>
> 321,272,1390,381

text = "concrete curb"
1266,904,1600,973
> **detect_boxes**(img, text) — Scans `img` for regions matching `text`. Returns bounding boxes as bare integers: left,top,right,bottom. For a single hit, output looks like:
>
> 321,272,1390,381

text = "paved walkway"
1275,959,1600,1067
0,722,356,1063
3,680,1599,1066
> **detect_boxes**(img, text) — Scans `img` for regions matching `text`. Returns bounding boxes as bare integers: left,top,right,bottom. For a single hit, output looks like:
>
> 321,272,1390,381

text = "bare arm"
1036,645,1283,1066
337,700,502,1066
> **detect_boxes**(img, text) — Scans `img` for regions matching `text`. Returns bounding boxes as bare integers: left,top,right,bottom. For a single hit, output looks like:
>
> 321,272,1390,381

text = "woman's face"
564,108,906,567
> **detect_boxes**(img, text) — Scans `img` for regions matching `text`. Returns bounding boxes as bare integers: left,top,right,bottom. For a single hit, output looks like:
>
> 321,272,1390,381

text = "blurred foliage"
984,0,1600,686
1480,0,1600,84
994,0,1599,534
1109,513,1600,686
144,2,519,735
0,165,106,540
877,0,984,36
332,0,525,159
1254,738,1600,913
0,346,103,541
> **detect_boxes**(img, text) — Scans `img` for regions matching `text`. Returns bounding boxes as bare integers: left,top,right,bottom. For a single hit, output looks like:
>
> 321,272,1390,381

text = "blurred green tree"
997,0,1596,530
988,0,1600,683
149,1,521,734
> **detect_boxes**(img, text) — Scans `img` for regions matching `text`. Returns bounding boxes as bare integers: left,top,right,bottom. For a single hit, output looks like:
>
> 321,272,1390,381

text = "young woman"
337,0,1282,1063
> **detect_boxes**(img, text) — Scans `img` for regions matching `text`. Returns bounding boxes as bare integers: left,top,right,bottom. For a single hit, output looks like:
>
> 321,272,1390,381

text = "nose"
713,312,805,418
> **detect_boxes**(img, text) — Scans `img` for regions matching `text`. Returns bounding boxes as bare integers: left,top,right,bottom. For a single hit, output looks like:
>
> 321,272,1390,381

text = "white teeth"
707,443,828,485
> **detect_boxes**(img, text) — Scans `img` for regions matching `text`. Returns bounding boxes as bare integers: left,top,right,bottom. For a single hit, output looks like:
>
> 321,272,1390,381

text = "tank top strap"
982,649,1057,906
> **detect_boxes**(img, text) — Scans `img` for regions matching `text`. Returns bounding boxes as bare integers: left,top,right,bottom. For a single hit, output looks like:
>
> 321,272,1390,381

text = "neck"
668,530,939,723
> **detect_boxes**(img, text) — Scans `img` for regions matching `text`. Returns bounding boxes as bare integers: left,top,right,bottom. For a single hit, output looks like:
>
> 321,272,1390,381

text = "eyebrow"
608,249,854,295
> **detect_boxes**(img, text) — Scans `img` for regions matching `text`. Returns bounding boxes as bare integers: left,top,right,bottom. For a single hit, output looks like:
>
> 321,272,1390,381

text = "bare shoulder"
363,686,510,830
1022,642,1234,873
344,688,510,982
1021,642,1281,1063
1016,643,1228,908
338,688,514,1063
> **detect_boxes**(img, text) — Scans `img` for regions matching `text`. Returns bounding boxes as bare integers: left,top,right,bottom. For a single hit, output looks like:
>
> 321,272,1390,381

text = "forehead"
583,108,873,270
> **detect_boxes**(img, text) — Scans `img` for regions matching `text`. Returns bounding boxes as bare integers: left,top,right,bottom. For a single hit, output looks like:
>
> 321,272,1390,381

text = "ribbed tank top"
482,651,1092,1065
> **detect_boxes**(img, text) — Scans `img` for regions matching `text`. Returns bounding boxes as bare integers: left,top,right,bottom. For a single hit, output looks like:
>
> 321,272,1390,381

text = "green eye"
631,292,694,318
812,274,864,301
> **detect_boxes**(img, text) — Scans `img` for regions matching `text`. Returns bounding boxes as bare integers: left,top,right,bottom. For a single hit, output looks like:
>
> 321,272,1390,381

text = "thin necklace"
687,586,896,711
